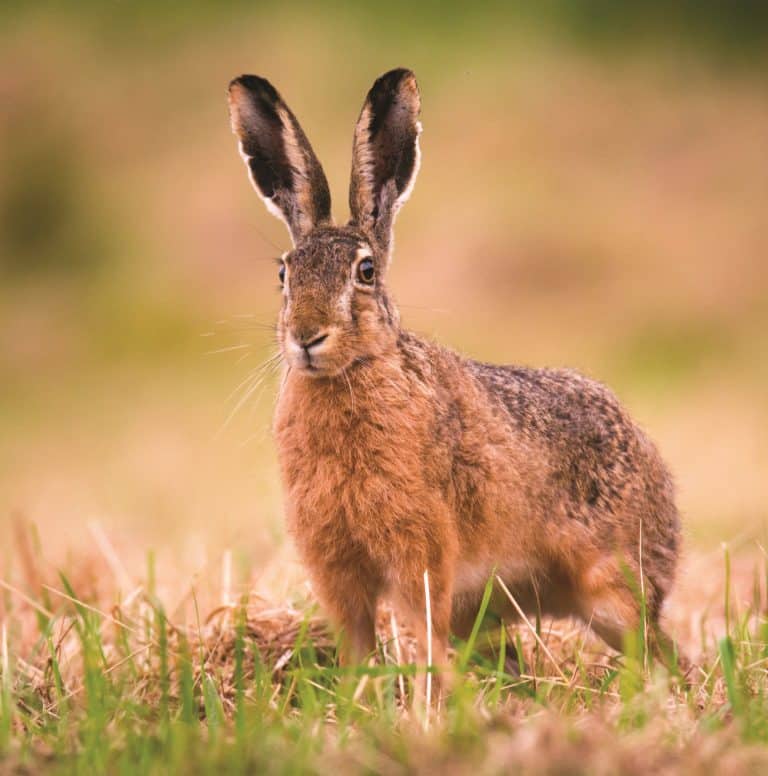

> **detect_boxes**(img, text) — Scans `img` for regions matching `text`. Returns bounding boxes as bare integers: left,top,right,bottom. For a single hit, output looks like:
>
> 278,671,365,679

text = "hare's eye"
278,263,286,285
357,258,375,285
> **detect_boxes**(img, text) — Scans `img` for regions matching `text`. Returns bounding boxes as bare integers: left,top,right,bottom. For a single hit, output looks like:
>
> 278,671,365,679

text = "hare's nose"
299,331,329,353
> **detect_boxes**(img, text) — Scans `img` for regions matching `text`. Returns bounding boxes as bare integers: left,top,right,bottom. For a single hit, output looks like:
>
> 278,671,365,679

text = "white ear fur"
235,137,295,243
398,119,422,208
351,102,376,226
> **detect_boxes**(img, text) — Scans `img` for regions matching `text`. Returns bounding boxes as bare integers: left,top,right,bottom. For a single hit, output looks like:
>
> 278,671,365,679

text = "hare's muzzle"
284,328,333,374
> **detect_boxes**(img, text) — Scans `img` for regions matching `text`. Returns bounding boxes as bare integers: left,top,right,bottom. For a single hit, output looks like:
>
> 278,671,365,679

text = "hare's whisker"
341,367,356,414
223,364,265,408
351,365,385,407
247,224,283,252
205,343,252,355
222,351,282,408
398,303,450,315
220,355,283,432
277,365,292,398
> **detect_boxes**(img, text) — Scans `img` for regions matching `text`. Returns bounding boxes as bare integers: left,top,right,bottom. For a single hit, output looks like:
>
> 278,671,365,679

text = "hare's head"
228,69,421,377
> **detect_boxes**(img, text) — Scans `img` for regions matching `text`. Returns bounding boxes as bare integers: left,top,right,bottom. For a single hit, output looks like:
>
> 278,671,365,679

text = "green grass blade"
457,574,494,672
719,636,743,716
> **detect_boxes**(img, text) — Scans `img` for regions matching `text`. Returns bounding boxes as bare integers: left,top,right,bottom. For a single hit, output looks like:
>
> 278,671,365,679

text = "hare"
227,69,681,677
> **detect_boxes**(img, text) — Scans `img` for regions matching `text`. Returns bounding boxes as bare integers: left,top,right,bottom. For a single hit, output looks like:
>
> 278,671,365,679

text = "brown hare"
227,69,681,678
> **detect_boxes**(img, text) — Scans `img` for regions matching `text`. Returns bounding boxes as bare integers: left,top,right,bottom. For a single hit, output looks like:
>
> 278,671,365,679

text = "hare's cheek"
335,285,354,319
276,310,290,344
361,305,385,331
278,301,293,333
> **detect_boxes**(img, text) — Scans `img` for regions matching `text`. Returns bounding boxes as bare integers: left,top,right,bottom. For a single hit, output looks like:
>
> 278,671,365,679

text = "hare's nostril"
302,332,329,352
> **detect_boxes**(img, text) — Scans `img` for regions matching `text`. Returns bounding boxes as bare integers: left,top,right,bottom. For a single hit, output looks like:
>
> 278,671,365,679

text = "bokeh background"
2,2,767,595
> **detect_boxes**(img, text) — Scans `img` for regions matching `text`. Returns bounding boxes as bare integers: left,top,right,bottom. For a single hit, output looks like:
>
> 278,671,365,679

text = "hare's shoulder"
395,331,617,420
394,332,640,454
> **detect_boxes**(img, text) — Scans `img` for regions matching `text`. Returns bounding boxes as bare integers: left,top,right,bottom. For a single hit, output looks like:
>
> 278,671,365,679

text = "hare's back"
470,362,675,521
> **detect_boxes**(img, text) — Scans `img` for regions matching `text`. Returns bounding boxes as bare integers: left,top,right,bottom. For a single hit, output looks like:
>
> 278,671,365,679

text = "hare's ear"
228,75,332,245
348,68,421,259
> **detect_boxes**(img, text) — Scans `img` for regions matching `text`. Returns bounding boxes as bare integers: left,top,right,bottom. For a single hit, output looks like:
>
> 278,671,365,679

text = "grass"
4,526,768,773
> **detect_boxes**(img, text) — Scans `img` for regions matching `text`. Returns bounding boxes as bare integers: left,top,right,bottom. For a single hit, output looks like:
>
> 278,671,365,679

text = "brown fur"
227,70,682,677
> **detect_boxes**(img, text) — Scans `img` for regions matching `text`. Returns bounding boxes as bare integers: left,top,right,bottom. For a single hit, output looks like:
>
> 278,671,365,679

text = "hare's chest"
279,417,414,509
275,397,428,551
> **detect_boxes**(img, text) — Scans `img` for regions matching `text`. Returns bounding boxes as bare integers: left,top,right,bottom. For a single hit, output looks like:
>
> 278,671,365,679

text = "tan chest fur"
274,358,456,577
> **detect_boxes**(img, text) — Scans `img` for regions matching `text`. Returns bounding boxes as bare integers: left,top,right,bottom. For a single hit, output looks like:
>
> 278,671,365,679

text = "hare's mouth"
283,330,348,377
290,359,348,379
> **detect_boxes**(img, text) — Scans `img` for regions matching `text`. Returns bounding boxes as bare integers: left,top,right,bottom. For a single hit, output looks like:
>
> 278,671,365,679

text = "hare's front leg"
311,561,382,665
392,553,455,705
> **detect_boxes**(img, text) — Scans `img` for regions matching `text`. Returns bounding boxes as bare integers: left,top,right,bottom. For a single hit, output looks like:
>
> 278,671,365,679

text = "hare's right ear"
228,75,332,246
349,69,421,260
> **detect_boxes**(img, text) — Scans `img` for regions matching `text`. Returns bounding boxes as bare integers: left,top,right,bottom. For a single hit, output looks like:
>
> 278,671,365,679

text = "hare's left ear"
348,68,421,260
228,75,332,246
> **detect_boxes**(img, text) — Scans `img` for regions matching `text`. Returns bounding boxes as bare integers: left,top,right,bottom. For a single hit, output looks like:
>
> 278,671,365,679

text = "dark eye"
278,263,286,285
357,258,375,285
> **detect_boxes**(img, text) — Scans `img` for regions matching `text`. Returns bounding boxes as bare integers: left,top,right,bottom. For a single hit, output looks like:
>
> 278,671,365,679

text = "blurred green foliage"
0,115,108,279
4,1,768,56
609,319,732,395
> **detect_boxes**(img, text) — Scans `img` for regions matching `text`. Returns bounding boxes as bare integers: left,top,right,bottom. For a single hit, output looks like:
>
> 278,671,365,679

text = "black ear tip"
228,74,280,103
374,68,417,90
368,69,420,109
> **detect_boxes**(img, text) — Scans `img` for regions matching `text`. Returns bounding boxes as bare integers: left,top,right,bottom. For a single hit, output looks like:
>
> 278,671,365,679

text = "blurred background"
1,2,767,593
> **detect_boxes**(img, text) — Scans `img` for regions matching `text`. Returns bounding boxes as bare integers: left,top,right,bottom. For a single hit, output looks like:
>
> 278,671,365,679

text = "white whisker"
217,351,283,435
205,343,251,355
341,367,356,414
277,365,291,399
